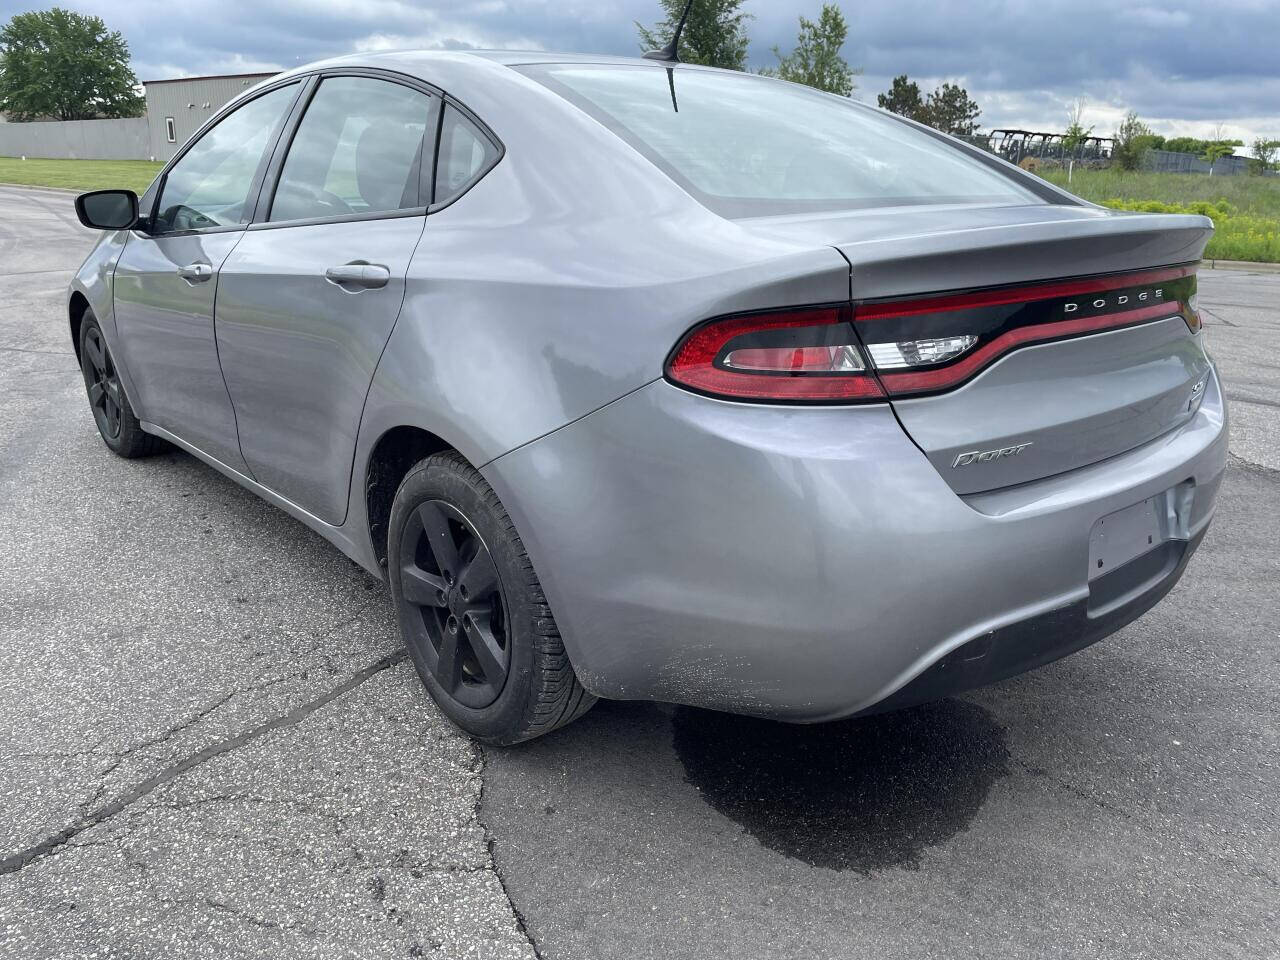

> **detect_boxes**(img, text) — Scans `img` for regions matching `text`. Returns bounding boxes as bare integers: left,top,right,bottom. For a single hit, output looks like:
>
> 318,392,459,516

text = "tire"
78,315,165,459
388,451,595,745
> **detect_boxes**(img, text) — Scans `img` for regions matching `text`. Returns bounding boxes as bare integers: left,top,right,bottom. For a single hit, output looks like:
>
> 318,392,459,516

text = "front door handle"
177,262,212,283
325,262,390,290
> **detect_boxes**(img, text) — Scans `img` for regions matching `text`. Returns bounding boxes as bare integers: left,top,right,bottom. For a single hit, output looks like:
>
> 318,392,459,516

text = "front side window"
434,105,499,206
524,65,1039,217
269,77,434,223
153,83,298,233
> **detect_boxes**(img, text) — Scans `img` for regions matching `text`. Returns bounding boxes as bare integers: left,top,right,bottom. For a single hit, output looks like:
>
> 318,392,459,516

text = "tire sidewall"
388,457,541,743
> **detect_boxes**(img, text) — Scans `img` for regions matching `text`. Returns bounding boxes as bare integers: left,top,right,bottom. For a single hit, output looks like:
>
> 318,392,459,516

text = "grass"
0,156,164,194
1038,167,1280,262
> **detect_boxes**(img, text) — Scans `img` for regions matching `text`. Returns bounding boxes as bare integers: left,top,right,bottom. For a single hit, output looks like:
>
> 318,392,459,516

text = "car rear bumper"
482,367,1228,722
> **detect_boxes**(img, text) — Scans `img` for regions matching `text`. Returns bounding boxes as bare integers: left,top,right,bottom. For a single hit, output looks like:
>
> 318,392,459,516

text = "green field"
1038,168,1280,262
0,156,164,194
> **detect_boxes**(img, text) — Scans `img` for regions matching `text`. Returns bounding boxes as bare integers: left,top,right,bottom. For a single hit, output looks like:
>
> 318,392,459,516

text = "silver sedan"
69,51,1226,743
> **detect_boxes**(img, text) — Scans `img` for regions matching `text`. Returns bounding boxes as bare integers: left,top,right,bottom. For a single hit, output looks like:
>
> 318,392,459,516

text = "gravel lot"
1,183,1277,959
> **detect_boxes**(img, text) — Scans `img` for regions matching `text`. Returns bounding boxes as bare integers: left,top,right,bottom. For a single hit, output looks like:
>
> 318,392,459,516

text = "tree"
1164,136,1206,155
1202,141,1235,173
920,82,981,135
875,75,981,135
0,8,143,121
1161,135,1239,157
761,3,860,97
877,75,925,120
1112,111,1153,171
1061,97,1094,155
1250,137,1279,175
1202,123,1237,174
636,0,752,71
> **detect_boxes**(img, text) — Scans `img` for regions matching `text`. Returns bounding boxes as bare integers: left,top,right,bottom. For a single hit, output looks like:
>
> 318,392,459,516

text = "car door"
215,74,439,524
112,81,303,471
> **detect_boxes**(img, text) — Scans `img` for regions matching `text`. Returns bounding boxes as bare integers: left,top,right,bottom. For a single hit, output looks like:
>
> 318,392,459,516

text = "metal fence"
1142,149,1258,176
958,133,1271,177
0,117,150,160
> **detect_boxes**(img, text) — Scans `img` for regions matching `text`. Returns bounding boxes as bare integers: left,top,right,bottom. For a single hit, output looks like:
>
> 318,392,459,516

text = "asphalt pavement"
1,183,1277,959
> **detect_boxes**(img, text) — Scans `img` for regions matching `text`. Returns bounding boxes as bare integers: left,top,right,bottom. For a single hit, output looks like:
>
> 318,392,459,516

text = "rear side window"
434,104,499,206
523,64,1038,218
270,76,435,223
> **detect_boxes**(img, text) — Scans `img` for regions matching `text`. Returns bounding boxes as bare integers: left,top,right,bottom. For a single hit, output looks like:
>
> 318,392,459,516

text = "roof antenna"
643,0,694,63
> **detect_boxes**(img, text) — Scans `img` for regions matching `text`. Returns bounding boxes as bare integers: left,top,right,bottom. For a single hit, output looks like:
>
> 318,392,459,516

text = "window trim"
251,67,445,231
427,96,504,214
164,117,176,143
142,78,307,238
137,66,506,238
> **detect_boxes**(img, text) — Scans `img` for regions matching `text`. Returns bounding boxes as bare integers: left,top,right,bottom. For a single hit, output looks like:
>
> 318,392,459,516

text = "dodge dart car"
69,51,1226,743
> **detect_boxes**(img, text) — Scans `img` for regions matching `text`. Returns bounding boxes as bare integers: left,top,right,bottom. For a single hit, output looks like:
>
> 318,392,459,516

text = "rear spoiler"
837,212,1212,300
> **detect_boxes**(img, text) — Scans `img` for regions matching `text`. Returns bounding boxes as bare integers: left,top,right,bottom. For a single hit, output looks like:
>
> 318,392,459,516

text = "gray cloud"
21,0,1279,140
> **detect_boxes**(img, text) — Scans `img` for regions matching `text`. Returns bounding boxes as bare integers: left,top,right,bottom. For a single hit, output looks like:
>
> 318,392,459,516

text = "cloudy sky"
8,0,1278,146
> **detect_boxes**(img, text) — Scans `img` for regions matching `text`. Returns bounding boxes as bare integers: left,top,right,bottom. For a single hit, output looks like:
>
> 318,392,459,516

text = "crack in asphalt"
0,345,76,357
474,742,544,960
1226,391,1280,410
200,897,287,931
27,608,385,823
1230,451,1280,477
0,650,406,877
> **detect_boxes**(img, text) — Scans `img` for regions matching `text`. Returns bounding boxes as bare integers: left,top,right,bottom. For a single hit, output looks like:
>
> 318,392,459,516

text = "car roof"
268,49,709,85
460,50,698,68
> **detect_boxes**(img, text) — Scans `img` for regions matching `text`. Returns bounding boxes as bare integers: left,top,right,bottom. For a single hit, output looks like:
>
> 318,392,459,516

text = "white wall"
0,117,151,160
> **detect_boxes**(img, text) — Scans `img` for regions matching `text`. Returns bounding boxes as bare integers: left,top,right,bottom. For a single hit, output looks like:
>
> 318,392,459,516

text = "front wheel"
388,452,595,744
78,315,164,458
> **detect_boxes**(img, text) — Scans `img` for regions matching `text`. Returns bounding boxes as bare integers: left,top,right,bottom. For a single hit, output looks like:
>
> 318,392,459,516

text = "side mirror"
75,189,140,231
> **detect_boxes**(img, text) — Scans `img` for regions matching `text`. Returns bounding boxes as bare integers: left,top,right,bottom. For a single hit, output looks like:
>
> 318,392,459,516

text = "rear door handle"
177,262,212,283
325,262,390,290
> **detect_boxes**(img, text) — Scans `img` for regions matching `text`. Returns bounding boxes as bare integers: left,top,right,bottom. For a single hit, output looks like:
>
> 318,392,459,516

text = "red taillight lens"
666,306,884,403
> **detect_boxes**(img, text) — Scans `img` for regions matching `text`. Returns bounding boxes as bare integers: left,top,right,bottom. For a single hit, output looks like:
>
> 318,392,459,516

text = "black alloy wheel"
388,452,595,744
398,499,511,709
81,325,124,442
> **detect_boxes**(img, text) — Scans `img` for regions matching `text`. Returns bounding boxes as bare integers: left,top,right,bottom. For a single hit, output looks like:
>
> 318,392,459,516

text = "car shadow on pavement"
670,698,1010,874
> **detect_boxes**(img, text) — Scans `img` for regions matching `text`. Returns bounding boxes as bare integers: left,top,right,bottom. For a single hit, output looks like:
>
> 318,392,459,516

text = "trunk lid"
741,203,1214,493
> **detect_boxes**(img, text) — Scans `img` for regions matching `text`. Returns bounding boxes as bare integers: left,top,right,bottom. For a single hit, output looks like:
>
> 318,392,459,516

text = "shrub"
1099,197,1279,262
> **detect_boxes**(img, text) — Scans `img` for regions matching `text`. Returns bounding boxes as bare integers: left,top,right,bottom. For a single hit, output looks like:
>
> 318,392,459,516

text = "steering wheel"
161,204,220,232
273,182,354,219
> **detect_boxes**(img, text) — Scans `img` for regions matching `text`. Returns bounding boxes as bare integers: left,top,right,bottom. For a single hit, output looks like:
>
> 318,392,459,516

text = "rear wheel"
388,452,595,744
78,316,164,458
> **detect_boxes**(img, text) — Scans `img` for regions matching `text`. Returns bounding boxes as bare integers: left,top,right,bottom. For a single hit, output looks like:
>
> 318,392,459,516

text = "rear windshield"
521,64,1040,218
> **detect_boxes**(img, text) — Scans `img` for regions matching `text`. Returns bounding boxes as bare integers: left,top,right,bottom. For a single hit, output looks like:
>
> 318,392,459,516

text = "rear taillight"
665,266,1201,405
665,306,884,403
1184,292,1203,333
856,265,1200,397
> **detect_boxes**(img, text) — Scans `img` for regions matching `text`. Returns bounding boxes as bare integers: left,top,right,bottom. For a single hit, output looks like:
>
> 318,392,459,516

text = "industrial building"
0,70,279,162
142,72,278,160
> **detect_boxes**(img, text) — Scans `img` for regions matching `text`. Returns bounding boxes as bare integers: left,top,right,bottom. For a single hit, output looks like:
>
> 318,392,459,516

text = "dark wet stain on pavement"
673,698,1009,873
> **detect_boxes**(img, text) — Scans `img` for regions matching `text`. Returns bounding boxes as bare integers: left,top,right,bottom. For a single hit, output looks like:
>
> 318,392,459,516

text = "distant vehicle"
69,51,1226,743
